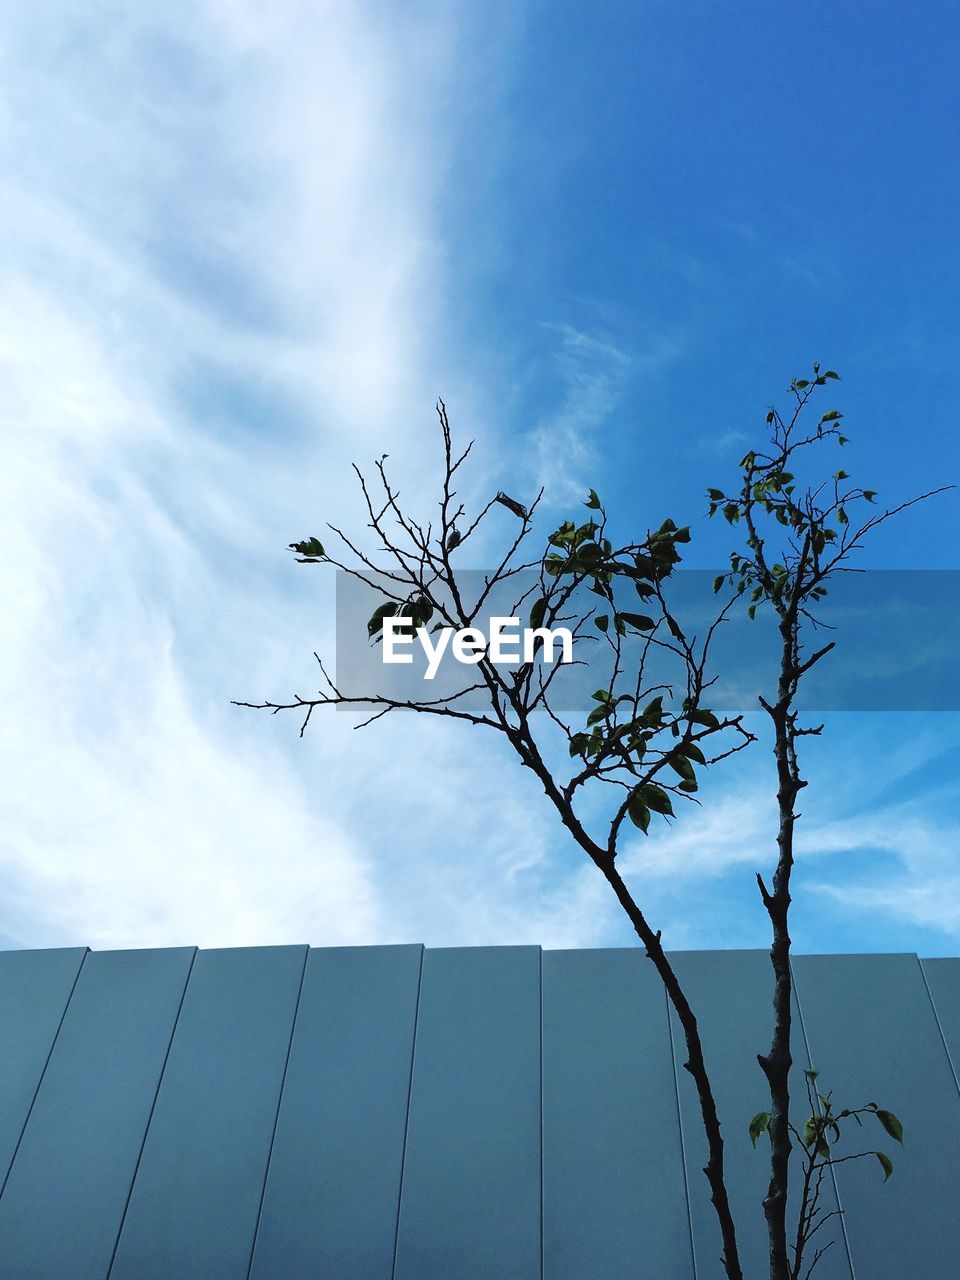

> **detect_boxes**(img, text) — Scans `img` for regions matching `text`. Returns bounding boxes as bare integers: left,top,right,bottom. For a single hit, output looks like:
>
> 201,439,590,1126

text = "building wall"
0,944,957,1279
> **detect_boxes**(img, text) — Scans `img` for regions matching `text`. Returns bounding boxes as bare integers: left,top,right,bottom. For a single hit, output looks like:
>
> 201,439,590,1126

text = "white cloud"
620,781,775,881
526,323,684,504
0,0,529,949
532,326,631,501
0,0,714,957
603,722,960,947
811,878,960,936
3,3,953,960
696,426,750,455
798,803,960,937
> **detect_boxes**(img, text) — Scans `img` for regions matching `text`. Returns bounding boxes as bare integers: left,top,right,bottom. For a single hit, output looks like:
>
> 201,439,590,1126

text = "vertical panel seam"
0,946,89,1201
105,946,198,1280
390,942,425,1280
538,946,544,1280
789,956,857,1280
664,982,699,1280
917,958,960,1099
245,944,310,1280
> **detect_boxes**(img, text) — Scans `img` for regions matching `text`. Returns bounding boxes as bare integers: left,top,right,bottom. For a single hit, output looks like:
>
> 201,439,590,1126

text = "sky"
2,0,958,957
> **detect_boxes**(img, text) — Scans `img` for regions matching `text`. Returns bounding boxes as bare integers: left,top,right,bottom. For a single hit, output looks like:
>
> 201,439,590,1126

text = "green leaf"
639,784,674,816
633,554,657,581
289,536,326,559
820,409,842,423
875,1109,904,1145
619,612,656,631
875,1151,894,1181
584,489,602,510
707,488,725,501
627,792,651,833
529,597,547,630
651,537,680,563
595,614,610,632
712,574,725,594
367,602,399,638
863,489,877,502
803,1116,819,1148
749,1112,770,1147
668,753,696,782
641,696,664,724
579,539,603,558
409,595,434,628
688,708,720,730
586,705,609,726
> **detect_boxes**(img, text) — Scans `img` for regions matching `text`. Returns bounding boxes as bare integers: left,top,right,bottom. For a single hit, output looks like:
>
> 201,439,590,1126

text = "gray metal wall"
0,945,956,1279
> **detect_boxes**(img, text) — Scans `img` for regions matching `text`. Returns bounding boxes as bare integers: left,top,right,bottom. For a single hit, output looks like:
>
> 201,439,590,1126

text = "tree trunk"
603,861,745,1280
513,708,745,1280
758,617,803,1280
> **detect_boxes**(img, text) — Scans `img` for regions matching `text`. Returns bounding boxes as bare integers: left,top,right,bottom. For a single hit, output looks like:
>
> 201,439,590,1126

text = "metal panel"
249,944,423,1280
920,958,960,1089
109,945,307,1280
793,953,960,1279
668,950,851,1280
542,947,694,1280
0,947,194,1280
393,946,541,1280
0,946,86,1186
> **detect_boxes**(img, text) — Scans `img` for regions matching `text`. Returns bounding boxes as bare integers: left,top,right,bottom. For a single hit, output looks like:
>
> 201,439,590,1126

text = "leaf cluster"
749,1067,904,1280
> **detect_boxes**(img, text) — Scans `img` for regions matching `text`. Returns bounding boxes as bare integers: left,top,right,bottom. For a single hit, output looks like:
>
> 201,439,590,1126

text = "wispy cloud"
607,719,960,949
799,803,960,938
0,0,514,949
526,323,684,504
696,426,750,456
2,3,955,960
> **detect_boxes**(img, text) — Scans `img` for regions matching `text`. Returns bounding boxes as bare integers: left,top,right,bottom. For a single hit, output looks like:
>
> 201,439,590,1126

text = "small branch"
794,642,835,679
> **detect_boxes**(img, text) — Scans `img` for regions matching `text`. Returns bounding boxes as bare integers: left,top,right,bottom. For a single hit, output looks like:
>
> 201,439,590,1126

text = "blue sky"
2,0,958,956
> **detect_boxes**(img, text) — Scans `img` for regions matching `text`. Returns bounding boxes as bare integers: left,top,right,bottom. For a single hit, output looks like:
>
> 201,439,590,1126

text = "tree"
237,368,946,1280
